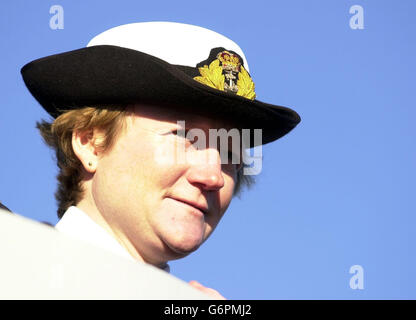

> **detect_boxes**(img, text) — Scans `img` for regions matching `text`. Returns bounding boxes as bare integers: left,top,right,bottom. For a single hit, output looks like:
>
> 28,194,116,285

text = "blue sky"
1,0,415,299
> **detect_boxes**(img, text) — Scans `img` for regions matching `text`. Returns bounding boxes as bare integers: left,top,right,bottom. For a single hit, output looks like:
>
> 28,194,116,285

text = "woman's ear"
72,129,99,173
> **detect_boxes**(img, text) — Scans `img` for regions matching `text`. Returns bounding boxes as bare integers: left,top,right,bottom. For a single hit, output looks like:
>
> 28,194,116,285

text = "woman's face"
91,104,240,265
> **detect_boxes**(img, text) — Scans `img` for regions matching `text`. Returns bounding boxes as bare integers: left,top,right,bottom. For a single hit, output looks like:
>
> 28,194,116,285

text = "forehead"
128,104,238,130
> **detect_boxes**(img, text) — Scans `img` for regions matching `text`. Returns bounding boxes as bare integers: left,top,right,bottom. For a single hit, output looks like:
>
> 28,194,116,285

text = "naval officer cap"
21,22,301,146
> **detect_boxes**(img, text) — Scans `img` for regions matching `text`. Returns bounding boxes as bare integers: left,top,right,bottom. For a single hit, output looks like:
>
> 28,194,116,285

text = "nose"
186,149,225,191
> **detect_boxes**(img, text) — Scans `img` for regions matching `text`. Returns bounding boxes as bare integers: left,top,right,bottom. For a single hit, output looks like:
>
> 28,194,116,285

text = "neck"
75,181,169,270
75,198,140,260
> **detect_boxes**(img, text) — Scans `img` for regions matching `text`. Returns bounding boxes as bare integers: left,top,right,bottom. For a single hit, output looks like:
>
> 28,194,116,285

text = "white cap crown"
87,21,249,71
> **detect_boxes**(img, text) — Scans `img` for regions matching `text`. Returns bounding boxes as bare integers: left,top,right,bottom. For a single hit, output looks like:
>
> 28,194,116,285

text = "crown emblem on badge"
217,51,241,71
193,50,256,100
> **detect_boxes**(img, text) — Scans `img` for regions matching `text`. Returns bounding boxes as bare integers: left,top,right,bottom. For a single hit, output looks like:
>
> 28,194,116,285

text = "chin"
163,236,204,257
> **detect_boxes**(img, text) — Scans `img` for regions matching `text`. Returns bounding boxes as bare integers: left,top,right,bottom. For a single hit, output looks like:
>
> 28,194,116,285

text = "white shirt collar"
55,206,170,273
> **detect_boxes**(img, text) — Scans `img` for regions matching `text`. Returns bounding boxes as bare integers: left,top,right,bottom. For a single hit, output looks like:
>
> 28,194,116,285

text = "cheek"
93,137,187,215
91,154,136,218
204,174,236,235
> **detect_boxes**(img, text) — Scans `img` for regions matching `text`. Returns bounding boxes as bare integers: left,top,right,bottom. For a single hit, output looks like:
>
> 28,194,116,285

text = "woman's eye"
169,129,185,137
170,129,181,136
170,129,194,145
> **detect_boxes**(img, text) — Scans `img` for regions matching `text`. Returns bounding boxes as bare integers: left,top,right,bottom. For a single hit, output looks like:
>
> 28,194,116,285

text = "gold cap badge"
193,50,256,100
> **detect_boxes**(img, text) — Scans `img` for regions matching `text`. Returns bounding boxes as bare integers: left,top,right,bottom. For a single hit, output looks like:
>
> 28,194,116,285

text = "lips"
168,197,209,216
